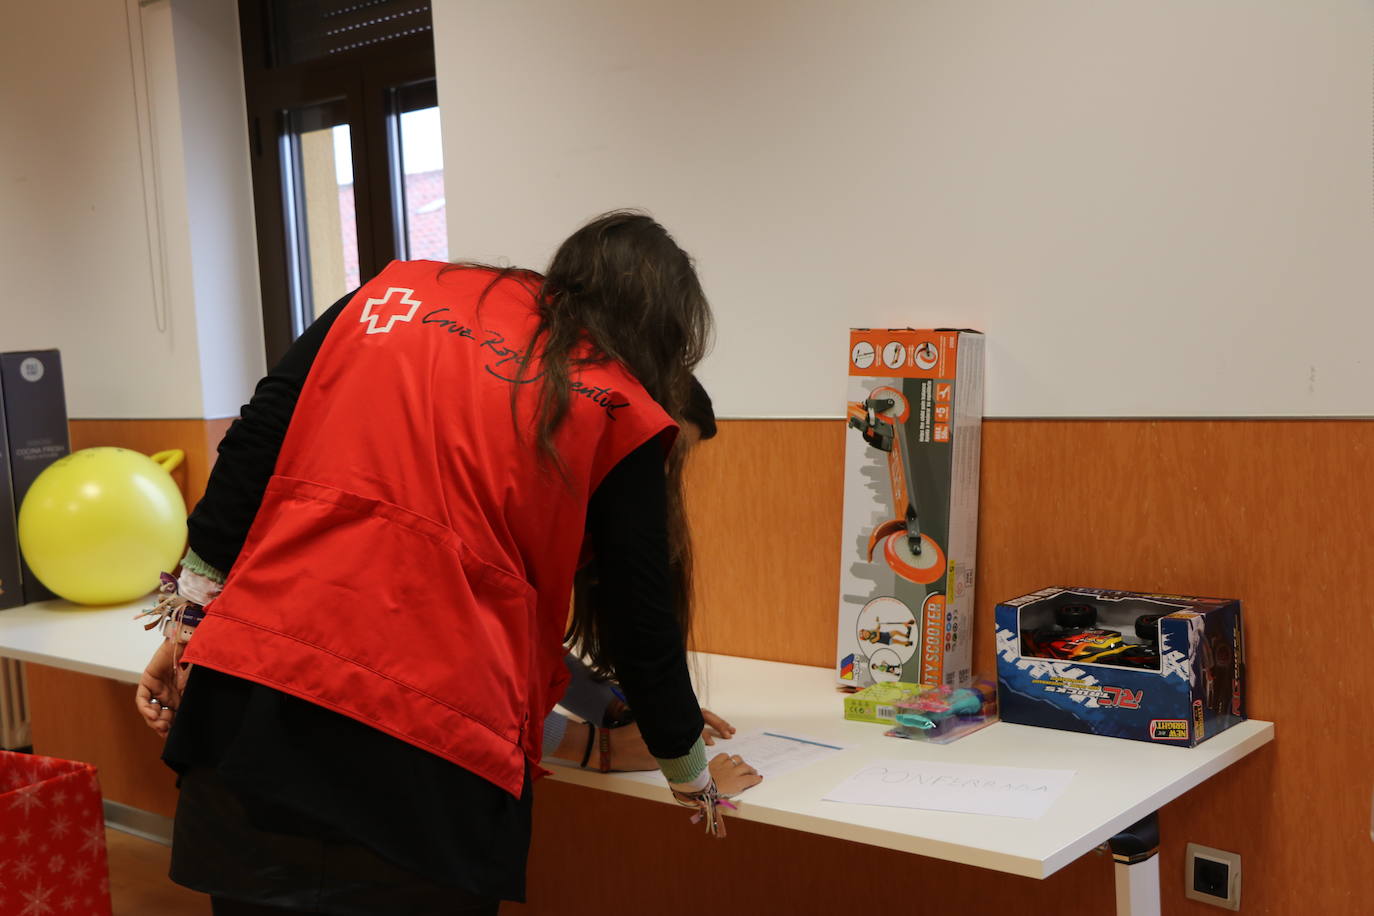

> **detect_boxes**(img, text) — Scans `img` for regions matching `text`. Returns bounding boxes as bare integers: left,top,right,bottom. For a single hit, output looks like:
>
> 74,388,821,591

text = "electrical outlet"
1185,843,1241,910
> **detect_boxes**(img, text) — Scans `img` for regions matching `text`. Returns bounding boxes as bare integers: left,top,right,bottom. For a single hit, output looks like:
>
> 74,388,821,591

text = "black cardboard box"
0,399,22,609
0,351,71,604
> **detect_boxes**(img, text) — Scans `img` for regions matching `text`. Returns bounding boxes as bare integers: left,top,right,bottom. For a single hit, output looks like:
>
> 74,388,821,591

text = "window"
281,100,356,329
392,82,447,263
238,1,441,364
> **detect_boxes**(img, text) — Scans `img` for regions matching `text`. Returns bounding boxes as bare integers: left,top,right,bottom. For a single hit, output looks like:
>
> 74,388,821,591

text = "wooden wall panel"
68,417,233,508
27,663,180,817
32,415,1370,912
547,417,1369,916
972,419,1374,915
684,420,845,667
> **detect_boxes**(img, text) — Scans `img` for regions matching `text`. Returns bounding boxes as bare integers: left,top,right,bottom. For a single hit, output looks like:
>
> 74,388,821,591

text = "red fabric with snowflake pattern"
0,751,112,916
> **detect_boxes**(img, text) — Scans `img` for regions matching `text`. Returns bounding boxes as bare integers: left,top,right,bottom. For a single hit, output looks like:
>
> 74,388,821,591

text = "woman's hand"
134,639,187,737
701,709,736,746
707,751,762,797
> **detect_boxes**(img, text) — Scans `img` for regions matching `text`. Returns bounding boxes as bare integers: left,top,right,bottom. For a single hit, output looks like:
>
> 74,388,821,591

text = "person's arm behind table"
135,290,358,735
584,440,762,834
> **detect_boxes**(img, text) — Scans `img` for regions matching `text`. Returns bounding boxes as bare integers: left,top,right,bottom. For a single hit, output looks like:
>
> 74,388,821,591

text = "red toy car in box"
1020,603,1163,670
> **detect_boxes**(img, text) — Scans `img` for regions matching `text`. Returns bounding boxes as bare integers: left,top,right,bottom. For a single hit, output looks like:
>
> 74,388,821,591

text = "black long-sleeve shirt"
166,288,702,901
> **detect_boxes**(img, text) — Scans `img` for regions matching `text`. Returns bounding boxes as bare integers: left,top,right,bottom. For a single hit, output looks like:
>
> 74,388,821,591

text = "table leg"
1109,812,1161,916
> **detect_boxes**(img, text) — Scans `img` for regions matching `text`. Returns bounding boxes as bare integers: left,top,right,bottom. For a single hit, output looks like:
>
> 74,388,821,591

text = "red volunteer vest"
182,261,674,797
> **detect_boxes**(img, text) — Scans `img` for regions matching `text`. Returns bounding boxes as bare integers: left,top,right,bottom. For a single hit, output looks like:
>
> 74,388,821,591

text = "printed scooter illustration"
858,617,917,648
847,386,945,585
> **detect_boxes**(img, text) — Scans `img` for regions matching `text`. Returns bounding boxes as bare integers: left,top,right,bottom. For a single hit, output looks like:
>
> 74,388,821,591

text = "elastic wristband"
655,737,708,786
579,721,596,768
180,549,227,584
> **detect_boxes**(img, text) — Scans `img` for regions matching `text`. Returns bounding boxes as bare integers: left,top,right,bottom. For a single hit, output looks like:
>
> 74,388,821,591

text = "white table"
1,601,1274,914
548,653,1274,916
0,598,152,683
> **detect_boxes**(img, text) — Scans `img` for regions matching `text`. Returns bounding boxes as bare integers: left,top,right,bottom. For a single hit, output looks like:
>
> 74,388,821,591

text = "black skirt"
163,666,532,911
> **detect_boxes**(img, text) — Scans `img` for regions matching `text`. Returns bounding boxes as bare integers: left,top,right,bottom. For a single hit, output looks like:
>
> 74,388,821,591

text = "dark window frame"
238,1,437,366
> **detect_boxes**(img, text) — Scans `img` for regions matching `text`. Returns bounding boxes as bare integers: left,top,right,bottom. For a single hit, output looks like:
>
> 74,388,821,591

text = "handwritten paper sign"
823,760,1075,819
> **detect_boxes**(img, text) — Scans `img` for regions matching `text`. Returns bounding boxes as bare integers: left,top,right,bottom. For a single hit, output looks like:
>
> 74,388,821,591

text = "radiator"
0,658,30,749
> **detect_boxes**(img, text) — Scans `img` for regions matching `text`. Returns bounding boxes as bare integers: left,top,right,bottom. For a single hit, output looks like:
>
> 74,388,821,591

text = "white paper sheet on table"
621,730,846,789
823,759,1075,819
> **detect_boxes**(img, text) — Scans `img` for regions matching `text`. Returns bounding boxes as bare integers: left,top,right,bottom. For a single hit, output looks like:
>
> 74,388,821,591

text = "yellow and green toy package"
843,682,927,724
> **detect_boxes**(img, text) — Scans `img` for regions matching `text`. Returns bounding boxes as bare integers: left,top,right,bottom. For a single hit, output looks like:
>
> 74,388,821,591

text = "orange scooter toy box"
837,329,984,690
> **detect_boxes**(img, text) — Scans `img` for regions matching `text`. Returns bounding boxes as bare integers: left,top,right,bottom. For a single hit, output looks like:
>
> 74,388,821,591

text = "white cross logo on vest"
359,287,423,334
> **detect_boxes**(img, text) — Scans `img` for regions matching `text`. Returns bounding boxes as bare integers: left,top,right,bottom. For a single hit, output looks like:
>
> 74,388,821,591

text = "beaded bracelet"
160,615,199,644
598,726,612,773
576,724,617,773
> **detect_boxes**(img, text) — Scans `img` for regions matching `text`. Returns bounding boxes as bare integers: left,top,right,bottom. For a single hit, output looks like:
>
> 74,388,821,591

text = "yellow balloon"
18,447,187,605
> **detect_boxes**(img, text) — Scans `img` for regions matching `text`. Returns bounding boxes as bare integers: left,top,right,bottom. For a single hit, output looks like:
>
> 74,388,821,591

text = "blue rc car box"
995,586,1245,747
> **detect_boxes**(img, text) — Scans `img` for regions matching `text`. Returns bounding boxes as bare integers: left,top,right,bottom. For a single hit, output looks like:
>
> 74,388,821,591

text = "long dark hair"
523,210,711,457
446,211,714,677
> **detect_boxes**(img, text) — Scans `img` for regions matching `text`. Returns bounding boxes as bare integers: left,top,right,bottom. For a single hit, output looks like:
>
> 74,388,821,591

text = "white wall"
171,0,267,418
433,0,1374,418
1,0,194,417
0,0,262,420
